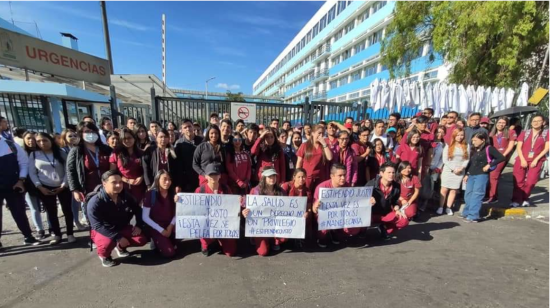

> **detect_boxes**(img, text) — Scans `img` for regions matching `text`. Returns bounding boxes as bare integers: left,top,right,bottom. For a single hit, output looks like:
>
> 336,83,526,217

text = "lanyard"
380,183,391,198
86,147,100,167
496,132,503,149
530,132,540,152
42,151,56,169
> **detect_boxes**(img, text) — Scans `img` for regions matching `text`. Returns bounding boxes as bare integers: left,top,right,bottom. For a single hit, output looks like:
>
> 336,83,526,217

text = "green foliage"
381,1,549,88
225,90,245,102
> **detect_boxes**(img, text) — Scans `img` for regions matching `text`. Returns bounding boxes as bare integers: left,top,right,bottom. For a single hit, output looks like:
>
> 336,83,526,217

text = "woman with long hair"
105,131,120,150
369,138,394,178
142,128,177,188
29,133,75,244
225,132,251,195
67,121,112,211
59,129,79,154
242,167,287,256
462,132,504,222
281,168,312,247
394,129,423,176
424,126,446,210
279,129,297,182
142,170,177,258
296,124,333,192
396,161,421,220
22,131,47,238
251,127,286,183
335,130,358,186
486,116,517,204
109,128,146,203
290,131,303,153
193,125,228,186
363,119,374,131
60,128,86,229
135,124,154,151
352,127,372,184
437,128,469,215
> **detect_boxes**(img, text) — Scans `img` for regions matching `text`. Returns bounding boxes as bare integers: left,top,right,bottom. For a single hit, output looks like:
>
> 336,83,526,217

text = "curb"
488,207,528,218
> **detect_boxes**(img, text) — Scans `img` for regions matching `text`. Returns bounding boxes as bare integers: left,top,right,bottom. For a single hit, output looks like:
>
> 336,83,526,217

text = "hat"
295,122,303,129
261,167,278,177
204,163,222,176
480,117,490,124
387,127,397,134
344,123,353,129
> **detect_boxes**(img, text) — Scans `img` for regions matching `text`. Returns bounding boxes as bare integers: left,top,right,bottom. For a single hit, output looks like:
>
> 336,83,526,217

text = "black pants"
0,190,33,239
37,186,74,236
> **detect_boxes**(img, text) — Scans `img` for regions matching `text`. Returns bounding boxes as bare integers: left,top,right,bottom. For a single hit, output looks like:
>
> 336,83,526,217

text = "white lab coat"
403,79,411,107
498,87,506,111
439,82,448,114
458,85,469,115
517,82,529,107
370,78,380,111
484,87,492,116
450,84,459,112
476,86,485,114
411,81,419,107
395,83,403,113
505,88,515,109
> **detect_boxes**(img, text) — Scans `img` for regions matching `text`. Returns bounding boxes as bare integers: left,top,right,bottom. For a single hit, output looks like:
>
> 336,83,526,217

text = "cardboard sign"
245,195,307,239
317,187,373,231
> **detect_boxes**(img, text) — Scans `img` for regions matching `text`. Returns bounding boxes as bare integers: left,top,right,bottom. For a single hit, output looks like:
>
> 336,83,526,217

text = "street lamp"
205,76,216,100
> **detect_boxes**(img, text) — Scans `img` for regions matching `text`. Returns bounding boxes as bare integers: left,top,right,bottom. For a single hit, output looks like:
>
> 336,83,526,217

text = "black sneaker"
115,247,130,258
23,237,40,246
293,239,304,250
201,248,211,256
378,225,391,240
317,239,328,248
100,256,117,267
37,230,47,240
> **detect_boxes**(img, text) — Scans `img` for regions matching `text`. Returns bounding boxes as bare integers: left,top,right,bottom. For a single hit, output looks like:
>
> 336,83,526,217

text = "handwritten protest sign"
317,187,373,231
245,195,307,239
175,193,241,239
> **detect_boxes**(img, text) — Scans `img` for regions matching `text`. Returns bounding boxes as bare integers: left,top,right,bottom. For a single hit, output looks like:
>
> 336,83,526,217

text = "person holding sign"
242,167,288,256
109,128,145,204
226,132,251,195
87,170,147,268
312,164,375,248
251,128,286,184
296,125,333,194
335,130,358,187
396,161,421,220
511,115,549,208
195,163,237,257
281,168,312,246
142,129,177,188
366,162,403,240
193,126,228,186
142,170,176,258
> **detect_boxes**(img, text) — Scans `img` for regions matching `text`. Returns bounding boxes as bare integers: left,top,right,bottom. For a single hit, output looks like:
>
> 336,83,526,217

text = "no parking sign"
231,102,256,123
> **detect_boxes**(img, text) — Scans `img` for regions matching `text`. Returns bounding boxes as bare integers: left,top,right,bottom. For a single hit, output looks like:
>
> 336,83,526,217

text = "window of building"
312,23,319,38
320,15,327,31
306,30,312,43
352,71,361,82
338,1,347,14
364,64,377,77
334,29,343,42
333,56,341,66
424,70,438,79
339,76,348,86
355,41,365,53
330,80,338,89
345,21,354,34
360,7,370,22
349,92,360,99
369,29,382,45
328,5,336,24
342,49,350,61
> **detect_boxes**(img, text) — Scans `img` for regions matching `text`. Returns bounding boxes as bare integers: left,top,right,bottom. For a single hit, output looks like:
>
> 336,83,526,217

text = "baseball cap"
204,163,222,176
480,117,490,124
261,167,278,177
387,127,397,134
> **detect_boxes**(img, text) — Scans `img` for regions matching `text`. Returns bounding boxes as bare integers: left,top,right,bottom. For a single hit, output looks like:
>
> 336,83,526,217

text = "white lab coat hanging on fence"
517,82,529,107
505,88,515,109
475,86,485,114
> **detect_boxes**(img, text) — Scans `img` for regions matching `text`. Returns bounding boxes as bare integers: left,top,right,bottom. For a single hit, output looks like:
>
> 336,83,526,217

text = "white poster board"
245,195,307,239
317,187,373,231
231,102,256,123
175,193,241,239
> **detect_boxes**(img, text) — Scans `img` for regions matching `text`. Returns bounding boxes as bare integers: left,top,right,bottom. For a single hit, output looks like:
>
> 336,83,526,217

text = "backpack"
5,139,17,155
485,146,497,172
523,129,548,142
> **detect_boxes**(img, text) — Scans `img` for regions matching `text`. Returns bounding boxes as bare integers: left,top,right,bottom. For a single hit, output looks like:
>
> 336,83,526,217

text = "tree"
226,90,245,102
381,1,549,88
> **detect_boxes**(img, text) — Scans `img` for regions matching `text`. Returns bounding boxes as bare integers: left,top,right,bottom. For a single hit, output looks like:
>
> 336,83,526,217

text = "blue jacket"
87,187,143,240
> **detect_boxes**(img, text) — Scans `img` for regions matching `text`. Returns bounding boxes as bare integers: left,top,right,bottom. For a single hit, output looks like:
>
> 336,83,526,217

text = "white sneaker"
49,236,61,245
521,201,530,207
436,207,443,215
510,202,520,208
446,208,453,216
67,235,76,243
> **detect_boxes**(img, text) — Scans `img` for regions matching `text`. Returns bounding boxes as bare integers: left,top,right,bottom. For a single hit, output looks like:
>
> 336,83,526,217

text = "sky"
0,1,323,93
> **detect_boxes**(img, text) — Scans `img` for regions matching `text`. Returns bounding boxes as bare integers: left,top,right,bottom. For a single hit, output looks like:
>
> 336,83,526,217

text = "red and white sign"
0,27,111,85
231,102,256,123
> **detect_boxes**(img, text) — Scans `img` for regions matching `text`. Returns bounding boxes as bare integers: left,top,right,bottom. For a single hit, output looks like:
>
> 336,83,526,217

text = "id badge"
51,172,60,182
499,148,504,151
528,151,535,158
289,161,295,169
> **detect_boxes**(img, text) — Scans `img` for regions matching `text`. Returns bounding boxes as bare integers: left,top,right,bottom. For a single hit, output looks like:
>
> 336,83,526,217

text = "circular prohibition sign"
238,106,250,120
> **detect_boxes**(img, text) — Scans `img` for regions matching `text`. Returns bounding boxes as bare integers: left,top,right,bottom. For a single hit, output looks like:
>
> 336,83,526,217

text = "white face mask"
83,132,99,144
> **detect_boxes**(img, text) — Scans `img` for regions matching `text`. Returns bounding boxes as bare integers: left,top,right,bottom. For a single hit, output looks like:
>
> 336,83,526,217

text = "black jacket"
174,135,203,192
66,144,112,193
366,175,401,216
192,142,226,176
87,187,143,240
142,145,177,187
466,145,505,176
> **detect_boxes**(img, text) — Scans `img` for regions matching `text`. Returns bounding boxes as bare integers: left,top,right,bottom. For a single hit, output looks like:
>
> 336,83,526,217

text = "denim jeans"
25,193,44,232
71,196,83,224
463,173,489,220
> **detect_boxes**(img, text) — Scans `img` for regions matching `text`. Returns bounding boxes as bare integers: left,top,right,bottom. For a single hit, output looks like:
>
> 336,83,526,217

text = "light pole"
205,76,216,100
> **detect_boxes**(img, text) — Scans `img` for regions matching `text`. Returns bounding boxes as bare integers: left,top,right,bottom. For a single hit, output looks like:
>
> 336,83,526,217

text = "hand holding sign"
317,187,373,231
245,195,307,239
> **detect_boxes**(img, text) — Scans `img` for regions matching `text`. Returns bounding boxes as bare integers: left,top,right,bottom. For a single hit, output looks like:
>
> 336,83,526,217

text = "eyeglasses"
447,116,456,119
233,138,243,142
67,135,77,138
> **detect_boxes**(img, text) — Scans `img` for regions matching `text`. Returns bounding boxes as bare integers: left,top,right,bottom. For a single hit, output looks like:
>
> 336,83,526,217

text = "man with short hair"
270,118,280,130
175,119,204,193
0,131,40,248
203,113,220,136
440,115,448,126
126,117,137,132
312,164,375,248
220,119,233,145
388,113,404,143
148,121,161,142
99,116,112,144
0,117,12,141
443,111,459,144
282,120,291,131
366,162,405,240
82,115,95,124
243,123,259,153
87,170,147,267
464,112,488,143
235,119,246,133
370,120,394,150
422,108,438,135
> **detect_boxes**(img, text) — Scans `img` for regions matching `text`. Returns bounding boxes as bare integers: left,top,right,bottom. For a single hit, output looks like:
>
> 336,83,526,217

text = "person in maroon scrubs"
394,129,423,176
109,128,145,204
511,115,549,207
396,161,421,220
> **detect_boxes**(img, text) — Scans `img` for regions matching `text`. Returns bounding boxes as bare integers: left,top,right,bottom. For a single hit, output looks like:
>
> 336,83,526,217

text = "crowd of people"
0,108,547,267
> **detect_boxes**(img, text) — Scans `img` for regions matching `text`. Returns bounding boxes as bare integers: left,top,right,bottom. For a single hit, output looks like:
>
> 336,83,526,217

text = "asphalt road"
0,171,548,308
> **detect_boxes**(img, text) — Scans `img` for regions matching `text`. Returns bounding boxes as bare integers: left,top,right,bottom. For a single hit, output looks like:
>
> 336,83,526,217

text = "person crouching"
87,170,147,267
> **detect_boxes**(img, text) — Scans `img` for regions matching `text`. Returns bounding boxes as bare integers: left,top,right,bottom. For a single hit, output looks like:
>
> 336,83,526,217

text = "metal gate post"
40,95,54,133
304,96,310,124
151,87,158,121
109,85,119,128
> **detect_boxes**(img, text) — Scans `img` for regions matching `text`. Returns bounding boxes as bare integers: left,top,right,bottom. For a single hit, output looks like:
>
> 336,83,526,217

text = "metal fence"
120,103,152,127
0,93,51,132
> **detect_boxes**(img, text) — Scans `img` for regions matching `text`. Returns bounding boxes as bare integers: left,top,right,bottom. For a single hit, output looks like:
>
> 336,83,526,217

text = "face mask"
83,132,99,144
